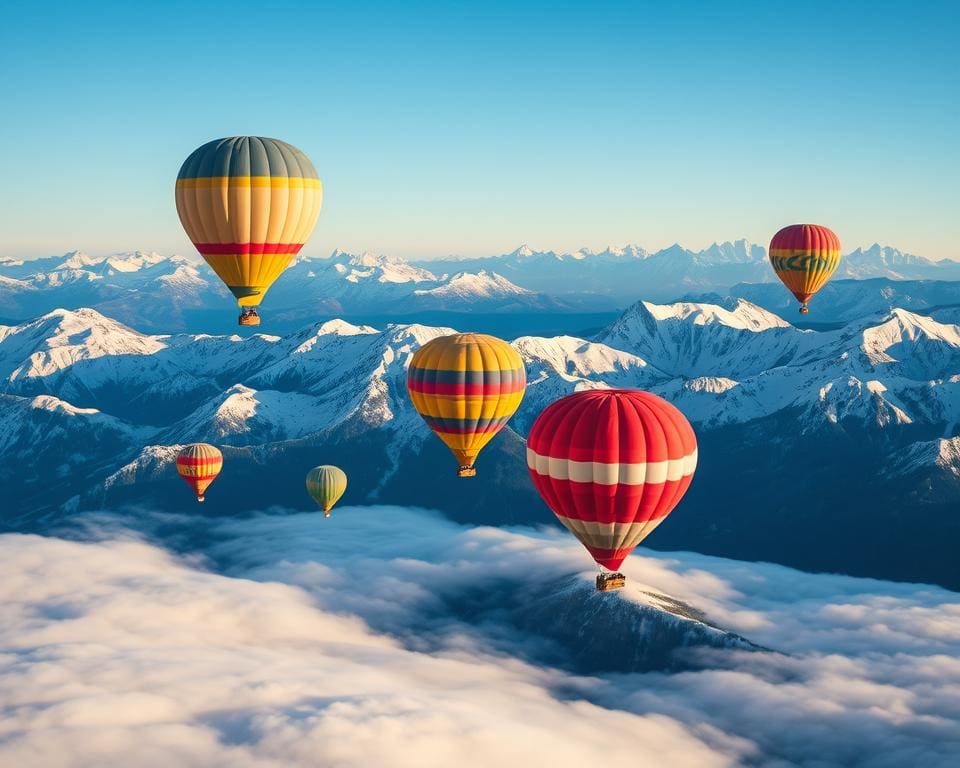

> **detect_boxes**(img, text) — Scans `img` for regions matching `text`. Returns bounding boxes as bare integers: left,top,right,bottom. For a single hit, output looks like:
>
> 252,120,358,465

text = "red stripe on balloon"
193,243,305,256
530,474,692,525
583,545,636,571
526,389,697,572
176,456,223,467
769,224,840,253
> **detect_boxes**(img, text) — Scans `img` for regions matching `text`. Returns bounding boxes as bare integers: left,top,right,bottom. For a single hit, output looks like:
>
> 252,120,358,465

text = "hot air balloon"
175,136,322,326
306,465,348,518
176,443,223,503
527,389,697,591
407,333,526,477
769,224,841,315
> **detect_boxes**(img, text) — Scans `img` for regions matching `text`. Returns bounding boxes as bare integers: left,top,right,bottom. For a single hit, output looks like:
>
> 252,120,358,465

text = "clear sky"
0,0,957,261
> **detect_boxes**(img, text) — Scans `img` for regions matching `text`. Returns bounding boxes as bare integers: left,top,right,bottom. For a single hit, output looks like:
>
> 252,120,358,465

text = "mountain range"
418,241,960,305
3,242,959,334
0,250,560,333
3,297,958,589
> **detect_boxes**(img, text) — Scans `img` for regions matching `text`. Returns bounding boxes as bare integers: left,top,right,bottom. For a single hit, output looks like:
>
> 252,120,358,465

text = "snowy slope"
0,251,227,331
694,278,960,325
418,240,766,303
3,301,959,587
4,301,958,463
513,335,664,433
4,243,959,329
0,392,155,521
414,270,533,300
411,270,565,311
598,299,816,378
254,252,565,318
838,244,955,280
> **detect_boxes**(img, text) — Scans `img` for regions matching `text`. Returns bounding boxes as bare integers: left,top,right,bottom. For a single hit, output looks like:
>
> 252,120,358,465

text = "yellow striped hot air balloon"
305,465,348,518
769,224,842,314
175,136,322,326
407,333,526,477
176,443,223,503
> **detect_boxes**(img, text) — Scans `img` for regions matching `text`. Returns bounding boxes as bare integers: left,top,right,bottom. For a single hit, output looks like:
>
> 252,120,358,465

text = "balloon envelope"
176,443,223,503
769,224,841,313
306,465,348,517
527,389,697,571
407,333,525,476
175,136,322,311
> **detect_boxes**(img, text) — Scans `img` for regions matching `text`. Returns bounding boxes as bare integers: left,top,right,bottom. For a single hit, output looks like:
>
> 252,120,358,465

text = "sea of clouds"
0,505,957,767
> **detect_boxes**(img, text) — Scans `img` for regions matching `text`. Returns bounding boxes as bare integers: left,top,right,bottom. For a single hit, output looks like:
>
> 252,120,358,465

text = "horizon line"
8,239,958,264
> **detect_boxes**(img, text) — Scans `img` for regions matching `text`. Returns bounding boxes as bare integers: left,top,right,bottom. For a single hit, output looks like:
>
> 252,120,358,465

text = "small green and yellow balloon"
306,465,347,518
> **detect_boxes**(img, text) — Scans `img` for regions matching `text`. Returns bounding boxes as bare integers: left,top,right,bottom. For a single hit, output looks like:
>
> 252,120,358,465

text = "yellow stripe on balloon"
176,176,323,189
410,392,525,420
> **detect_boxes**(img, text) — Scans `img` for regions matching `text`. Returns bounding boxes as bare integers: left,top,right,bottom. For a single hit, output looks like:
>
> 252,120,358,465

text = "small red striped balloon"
176,443,223,503
527,389,697,572
769,223,842,314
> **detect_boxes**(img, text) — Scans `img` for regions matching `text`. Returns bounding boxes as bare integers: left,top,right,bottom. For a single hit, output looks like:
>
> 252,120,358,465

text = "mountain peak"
413,270,534,301
698,239,764,265
351,251,395,267
887,436,960,487
38,306,115,325
319,250,438,284
54,250,99,270
638,298,790,332
0,308,166,381
29,394,101,416
599,298,808,379
315,318,379,337
870,307,960,343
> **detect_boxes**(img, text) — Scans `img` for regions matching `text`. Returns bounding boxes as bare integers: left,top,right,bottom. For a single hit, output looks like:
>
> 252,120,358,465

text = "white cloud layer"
1,505,958,767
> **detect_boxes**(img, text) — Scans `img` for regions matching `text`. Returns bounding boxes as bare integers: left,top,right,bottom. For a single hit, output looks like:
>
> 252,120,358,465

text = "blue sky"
0,0,957,260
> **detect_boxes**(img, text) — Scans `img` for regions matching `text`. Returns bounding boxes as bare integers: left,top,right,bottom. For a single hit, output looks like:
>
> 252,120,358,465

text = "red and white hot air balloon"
526,389,697,590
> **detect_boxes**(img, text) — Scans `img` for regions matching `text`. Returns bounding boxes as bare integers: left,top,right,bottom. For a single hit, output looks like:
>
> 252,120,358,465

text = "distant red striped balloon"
769,223,841,314
527,390,697,572
176,443,223,503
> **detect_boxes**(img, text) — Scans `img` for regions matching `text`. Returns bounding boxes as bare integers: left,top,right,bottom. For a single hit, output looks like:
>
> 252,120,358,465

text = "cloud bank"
1,506,958,767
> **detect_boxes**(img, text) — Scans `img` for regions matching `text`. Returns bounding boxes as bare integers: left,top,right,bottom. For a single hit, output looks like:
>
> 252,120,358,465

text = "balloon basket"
596,573,626,592
239,310,261,327
457,466,477,478
799,305,810,315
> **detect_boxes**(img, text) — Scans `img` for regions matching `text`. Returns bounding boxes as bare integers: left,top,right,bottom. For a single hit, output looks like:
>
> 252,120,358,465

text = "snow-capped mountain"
3,243,958,332
432,573,757,675
692,277,960,325
3,300,960,589
0,250,225,330
267,251,442,314
419,240,960,306
598,299,813,378
838,244,950,279
411,270,564,311
0,391,152,524
511,335,663,433
269,253,567,318
0,249,565,330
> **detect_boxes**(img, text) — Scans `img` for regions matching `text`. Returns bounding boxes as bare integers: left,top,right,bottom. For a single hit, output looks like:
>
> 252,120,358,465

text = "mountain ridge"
3,243,958,333
2,300,958,588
